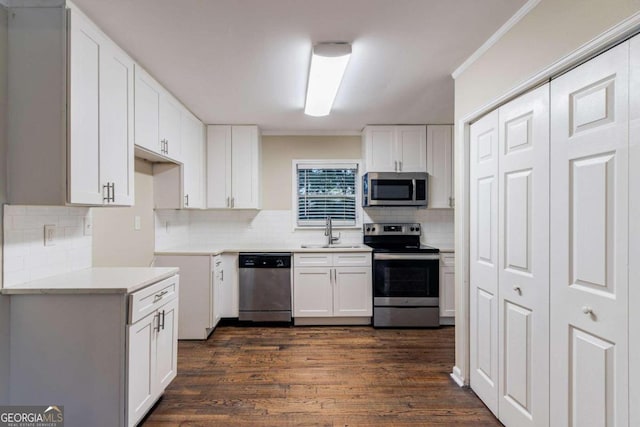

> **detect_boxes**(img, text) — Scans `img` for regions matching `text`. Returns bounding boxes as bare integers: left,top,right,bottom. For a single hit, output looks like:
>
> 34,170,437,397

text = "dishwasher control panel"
239,253,292,269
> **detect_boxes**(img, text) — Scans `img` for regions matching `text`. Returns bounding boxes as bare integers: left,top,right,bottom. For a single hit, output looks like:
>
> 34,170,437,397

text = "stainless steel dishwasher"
238,253,292,322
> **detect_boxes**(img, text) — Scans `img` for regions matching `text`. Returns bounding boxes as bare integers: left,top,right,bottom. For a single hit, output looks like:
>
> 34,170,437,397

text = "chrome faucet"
325,216,340,245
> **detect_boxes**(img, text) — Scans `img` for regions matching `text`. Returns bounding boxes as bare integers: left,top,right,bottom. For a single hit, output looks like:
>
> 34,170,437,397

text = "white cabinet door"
427,125,454,208
469,110,500,416
206,125,232,208
293,267,333,317
395,125,427,172
220,254,239,318
127,311,156,427
100,41,134,206
68,9,102,205
333,267,372,317
159,96,182,161
134,66,161,154
181,112,204,209
231,125,261,209
211,259,222,328
630,35,640,427
497,84,550,427
550,42,629,427
363,126,396,172
155,298,178,391
439,261,455,318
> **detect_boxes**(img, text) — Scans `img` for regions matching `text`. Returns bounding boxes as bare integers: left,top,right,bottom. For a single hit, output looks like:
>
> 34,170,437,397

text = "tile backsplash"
3,205,92,286
155,208,454,250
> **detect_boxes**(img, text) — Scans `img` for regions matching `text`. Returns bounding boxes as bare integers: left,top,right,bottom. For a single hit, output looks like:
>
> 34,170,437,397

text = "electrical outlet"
44,224,57,246
134,216,141,231
83,216,92,236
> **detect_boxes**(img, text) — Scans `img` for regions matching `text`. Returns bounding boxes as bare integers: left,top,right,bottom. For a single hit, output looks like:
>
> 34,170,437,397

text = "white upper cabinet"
362,125,427,173
181,111,205,209
7,3,134,206
206,125,261,209
134,65,183,162
426,125,454,208
231,126,261,209
395,126,427,172
134,68,161,154
100,37,135,206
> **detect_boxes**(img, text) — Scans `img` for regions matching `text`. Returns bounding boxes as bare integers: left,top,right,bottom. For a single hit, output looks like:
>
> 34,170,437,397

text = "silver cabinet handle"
231,197,235,208
394,161,398,172
165,140,169,155
513,285,522,295
110,182,115,203
103,183,110,203
582,306,593,315
226,197,230,208
185,194,189,207
399,160,402,171
221,270,224,281
155,290,169,300
160,310,166,330
154,313,161,332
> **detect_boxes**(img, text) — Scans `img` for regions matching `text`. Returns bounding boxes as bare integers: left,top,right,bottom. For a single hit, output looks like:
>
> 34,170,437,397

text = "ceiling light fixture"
304,42,352,117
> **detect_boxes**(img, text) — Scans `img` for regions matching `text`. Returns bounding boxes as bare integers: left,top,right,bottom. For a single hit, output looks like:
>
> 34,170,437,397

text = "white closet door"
629,35,640,427
469,110,500,415
550,41,629,427
498,84,549,427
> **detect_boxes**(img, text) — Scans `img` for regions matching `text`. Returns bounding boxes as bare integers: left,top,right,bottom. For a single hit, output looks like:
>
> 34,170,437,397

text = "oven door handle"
373,253,440,261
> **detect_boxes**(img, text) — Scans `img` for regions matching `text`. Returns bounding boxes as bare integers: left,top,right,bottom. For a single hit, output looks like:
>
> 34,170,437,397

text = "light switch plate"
44,224,57,246
134,216,141,231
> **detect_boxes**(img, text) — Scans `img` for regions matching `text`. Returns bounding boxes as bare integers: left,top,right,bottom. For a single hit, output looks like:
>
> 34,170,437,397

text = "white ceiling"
72,0,527,132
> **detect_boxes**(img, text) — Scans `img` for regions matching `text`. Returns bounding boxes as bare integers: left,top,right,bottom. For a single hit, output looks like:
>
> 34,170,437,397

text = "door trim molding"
452,11,640,387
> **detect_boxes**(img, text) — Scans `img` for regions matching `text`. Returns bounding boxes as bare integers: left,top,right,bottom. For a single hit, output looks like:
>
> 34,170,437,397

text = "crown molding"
451,0,541,79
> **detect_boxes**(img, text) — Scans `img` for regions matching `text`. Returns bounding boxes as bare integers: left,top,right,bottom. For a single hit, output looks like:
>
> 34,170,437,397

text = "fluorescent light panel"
304,43,352,117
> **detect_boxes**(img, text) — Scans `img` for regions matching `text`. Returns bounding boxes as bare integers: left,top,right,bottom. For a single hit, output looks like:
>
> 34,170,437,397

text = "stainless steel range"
364,223,440,328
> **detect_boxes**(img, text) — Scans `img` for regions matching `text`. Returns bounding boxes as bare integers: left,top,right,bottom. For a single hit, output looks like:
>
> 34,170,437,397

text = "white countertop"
155,244,374,256
1,267,180,295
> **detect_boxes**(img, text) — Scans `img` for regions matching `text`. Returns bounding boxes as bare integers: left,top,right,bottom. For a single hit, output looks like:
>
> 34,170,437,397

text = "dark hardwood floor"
142,325,501,426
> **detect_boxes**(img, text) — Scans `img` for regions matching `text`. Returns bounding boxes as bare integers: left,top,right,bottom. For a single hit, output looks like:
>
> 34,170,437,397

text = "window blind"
296,164,358,226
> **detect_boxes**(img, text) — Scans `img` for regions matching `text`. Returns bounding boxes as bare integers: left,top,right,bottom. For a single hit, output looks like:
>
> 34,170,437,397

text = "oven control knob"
415,226,420,232
366,227,371,232
372,227,376,232
410,227,415,231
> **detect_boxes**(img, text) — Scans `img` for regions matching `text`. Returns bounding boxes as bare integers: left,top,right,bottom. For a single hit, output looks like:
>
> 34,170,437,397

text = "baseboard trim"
450,366,465,387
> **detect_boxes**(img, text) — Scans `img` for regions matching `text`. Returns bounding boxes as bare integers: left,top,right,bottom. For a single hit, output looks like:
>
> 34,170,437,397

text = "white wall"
92,159,155,267
0,4,9,405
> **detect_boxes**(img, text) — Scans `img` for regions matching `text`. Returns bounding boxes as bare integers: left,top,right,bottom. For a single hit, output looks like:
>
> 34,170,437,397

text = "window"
294,161,360,227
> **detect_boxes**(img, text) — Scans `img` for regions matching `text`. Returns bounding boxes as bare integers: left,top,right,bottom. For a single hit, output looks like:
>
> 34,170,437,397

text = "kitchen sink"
300,244,364,249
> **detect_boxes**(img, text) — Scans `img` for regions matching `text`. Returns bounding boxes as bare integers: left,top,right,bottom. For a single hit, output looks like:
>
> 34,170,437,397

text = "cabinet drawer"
333,252,372,267
129,275,179,324
294,253,332,267
440,253,455,267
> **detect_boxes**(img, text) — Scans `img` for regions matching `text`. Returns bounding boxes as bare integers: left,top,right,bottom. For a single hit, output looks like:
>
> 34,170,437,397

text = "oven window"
374,259,439,298
371,179,413,200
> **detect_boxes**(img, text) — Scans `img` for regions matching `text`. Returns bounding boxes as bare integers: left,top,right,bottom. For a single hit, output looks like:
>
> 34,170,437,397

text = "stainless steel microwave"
362,172,428,207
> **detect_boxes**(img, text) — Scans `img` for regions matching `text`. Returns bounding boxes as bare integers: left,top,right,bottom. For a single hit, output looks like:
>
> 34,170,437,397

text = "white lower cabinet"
8,274,179,427
127,296,178,427
439,253,455,323
154,255,223,339
220,254,240,318
293,252,372,322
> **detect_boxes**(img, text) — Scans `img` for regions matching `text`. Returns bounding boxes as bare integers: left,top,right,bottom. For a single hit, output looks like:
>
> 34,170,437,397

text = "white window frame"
291,159,362,229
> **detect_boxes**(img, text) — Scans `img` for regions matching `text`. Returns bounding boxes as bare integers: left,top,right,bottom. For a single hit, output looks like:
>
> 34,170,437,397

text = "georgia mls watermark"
0,406,64,427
